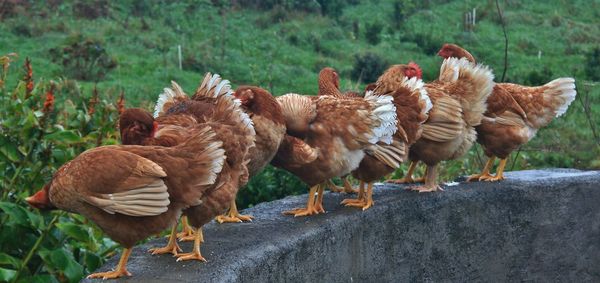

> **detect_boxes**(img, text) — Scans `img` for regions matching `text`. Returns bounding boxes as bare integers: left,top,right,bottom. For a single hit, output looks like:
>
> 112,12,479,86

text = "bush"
72,0,111,19
350,52,388,83
0,54,123,282
49,34,118,81
365,21,383,45
585,47,600,81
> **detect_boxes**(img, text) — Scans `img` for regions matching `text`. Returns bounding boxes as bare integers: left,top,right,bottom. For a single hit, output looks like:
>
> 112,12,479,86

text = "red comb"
408,62,423,79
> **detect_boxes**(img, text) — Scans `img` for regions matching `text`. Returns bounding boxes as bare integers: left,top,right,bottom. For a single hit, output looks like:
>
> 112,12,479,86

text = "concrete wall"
84,169,600,282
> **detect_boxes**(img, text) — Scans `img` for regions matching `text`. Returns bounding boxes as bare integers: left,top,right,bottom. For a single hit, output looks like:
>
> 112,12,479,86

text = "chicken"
209,85,287,223
26,128,226,279
388,58,495,192
344,63,432,210
119,73,256,259
317,67,362,194
272,89,398,216
438,43,577,181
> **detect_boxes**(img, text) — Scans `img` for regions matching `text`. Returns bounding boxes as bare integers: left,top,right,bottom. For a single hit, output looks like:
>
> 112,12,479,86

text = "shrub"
72,0,111,19
49,34,118,81
585,47,600,81
365,21,383,45
351,52,388,83
0,54,123,282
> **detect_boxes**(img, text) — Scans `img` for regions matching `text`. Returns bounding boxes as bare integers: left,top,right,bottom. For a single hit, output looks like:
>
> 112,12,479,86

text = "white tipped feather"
364,91,398,145
401,76,433,115
544,77,577,117
154,86,187,118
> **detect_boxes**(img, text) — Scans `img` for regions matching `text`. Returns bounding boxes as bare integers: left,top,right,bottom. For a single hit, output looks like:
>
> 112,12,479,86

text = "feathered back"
438,57,494,127
192,73,256,139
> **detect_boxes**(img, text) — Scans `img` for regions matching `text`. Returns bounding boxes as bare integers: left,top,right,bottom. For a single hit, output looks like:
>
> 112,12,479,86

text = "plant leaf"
44,130,82,144
0,267,16,282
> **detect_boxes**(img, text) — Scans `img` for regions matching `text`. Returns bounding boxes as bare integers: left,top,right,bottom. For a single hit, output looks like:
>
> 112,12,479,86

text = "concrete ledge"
84,169,600,282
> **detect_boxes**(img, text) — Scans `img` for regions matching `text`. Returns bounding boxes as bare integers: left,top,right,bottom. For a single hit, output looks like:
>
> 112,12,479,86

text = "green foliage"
585,47,600,81
48,34,117,82
365,21,383,45
0,55,121,282
351,52,388,83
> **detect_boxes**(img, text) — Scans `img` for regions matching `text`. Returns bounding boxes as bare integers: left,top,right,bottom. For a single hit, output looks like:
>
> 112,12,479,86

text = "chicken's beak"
26,187,53,210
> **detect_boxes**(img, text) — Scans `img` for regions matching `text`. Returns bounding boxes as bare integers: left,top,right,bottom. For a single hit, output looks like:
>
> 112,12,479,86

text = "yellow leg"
342,177,358,194
215,199,254,223
341,181,365,205
176,216,194,241
283,185,320,217
314,184,326,213
344,182,374,210
387,161,425,184
467,156,495,182
176,227,207,262
483,158,507,182
87,248,132,279
327,177,357,193
149,224,182,256
410,164,442,193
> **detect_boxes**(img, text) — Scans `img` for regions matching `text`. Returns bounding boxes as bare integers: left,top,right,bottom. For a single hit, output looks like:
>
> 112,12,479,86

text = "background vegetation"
0,0,598,281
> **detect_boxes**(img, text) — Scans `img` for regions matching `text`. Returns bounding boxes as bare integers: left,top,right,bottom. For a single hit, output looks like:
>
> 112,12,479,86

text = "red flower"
23,57,33,95
43,85,55,113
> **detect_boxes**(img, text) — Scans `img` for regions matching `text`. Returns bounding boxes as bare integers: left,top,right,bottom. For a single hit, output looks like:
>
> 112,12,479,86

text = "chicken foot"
149,225,182,256
467,156,495,182
87,248,132,279
327,177,358,194
283,184,321,217
410,164,443,193
343,182,374,210
387,161,426,184
176,227,207,262
215,199,254,223
176,216,194,241
481,158,507,182
341,181,365,205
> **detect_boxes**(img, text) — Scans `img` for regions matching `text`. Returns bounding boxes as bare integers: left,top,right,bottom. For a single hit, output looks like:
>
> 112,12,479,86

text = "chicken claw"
176,228,207,262
467,157,495,182
387,161,425,184
327,177,357,194
283,185,322,217
480,158,507,182
87,248,132,279
341,181,365,205
343,182,374,210
215,200,253,223
149,226,182,256
176,216,194,240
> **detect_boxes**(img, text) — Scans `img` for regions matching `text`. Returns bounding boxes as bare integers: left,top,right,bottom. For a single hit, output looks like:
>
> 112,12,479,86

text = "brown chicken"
272,87,398,216
119,73,255,260
344,63,432,209
209,85,288,223
26,128,226,279
317,67,361,194
438,43,577,181
388,58,495,192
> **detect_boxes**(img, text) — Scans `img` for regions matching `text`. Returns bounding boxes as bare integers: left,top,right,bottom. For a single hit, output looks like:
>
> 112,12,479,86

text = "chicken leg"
215,199,253,223
387,161,426,184
327,177,358,194
410,164,443,193
149,224,182,256
283,184,320,217
467,156,495,182
177,216,195,241
341,181,365,206
87,248,132,279
314,184,326,213
481,158,507,182
343,182,374,210
176,227,207,262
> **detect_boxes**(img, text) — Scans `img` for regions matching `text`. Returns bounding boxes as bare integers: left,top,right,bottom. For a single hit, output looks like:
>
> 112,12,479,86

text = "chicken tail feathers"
438,57,494,127
153,81,189,118
540,77,577,118
174,125,226,188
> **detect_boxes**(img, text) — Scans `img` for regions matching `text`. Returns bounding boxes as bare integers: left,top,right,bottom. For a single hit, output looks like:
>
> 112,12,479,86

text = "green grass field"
0,1,599,281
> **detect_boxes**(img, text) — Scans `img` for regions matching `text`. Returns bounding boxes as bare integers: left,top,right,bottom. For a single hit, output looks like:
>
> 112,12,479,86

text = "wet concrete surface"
82,169,600,282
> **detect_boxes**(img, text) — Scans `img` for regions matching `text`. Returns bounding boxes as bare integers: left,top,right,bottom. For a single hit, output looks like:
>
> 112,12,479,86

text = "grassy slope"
1,0,598,174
